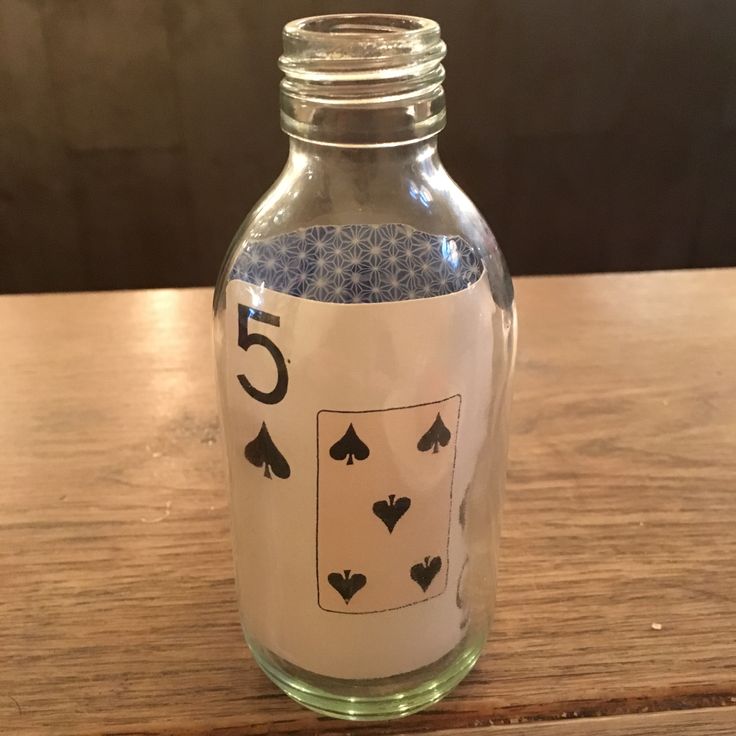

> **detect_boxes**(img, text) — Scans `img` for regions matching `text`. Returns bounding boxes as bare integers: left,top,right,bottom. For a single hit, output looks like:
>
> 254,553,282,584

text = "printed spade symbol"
417,413,452,454
329,423,370,465
410,555,442,593
327,569,367,605
244,422,291,480
372,494,411,533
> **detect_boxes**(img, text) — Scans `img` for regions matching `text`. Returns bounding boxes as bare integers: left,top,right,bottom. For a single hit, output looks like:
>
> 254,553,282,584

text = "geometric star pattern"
229,224,483,303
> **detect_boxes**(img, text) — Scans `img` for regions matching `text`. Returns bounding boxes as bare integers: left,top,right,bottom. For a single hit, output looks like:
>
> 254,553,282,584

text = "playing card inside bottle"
223,237,494,680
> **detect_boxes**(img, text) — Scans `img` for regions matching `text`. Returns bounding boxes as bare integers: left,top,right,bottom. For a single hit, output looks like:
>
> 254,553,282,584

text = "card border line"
316,393,463,615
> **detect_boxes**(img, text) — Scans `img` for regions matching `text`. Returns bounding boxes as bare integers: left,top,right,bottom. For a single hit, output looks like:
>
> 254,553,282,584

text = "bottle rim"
280,14,445,80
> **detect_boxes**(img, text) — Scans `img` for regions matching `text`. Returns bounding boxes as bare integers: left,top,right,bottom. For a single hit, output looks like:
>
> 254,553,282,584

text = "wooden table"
2,269,735,735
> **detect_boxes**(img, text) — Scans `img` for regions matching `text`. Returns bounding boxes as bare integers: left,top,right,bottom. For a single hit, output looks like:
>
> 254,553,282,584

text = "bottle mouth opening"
286,14,436,37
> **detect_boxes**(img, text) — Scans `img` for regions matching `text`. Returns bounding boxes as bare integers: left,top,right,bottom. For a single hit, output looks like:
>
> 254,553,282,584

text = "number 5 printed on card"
237,304,289,405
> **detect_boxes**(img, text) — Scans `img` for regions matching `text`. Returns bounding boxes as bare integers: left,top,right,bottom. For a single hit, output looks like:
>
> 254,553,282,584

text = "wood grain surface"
1,269,735,735
432,707,736,735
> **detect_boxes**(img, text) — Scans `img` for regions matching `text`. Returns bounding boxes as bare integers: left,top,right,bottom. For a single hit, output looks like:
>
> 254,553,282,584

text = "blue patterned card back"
229,224,482,303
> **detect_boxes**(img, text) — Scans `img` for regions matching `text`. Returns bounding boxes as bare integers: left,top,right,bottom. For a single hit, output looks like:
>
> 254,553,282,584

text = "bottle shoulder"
230,158,495,251
215,152,513,311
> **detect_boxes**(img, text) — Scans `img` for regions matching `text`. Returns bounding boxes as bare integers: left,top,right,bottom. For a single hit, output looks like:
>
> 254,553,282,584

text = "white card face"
317,396,461,614
222,273,495,679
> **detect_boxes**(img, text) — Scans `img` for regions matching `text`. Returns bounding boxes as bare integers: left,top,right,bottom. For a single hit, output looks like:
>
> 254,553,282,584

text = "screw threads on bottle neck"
279,14,447,147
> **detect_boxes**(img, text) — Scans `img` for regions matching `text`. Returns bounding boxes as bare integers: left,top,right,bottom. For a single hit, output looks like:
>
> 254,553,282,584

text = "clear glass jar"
213,14,516,721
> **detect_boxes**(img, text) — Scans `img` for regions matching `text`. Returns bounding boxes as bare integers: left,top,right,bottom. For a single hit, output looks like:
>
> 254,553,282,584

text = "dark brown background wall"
1,0,735,294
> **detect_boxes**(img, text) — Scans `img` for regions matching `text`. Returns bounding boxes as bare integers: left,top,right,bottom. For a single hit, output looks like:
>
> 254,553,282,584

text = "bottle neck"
286,135,441,176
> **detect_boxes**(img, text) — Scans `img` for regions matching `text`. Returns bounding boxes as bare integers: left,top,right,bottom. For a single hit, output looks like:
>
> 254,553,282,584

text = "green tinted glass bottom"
247,628,486,721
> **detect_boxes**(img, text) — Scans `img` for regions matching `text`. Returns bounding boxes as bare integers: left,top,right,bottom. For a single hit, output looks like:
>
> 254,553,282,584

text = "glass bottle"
213,14,516,721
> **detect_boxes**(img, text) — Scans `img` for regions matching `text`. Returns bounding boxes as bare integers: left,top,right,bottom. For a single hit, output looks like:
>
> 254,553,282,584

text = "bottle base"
247,628,485,721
